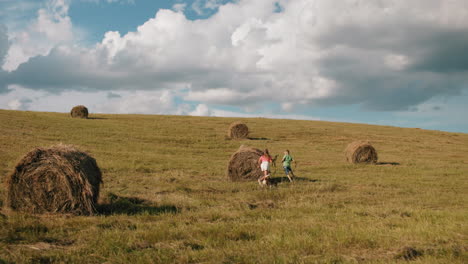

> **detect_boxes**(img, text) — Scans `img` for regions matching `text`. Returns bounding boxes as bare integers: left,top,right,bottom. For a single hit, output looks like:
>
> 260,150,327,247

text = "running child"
282,149,295,182
258,149,272,185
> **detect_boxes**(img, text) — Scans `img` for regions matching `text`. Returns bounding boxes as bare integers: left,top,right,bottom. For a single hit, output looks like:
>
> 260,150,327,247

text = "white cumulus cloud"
2,0,75,71
1,0,468,115
189,104,211,116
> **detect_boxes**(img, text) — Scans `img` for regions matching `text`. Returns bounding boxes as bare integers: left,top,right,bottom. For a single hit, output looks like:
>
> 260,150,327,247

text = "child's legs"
284,166,292,176
284,166,294,182
259,168,267,181
289,168,295,177
260,162,270,179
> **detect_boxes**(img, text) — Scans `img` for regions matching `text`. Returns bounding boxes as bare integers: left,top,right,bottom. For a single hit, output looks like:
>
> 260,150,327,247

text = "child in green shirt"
282,150,295,182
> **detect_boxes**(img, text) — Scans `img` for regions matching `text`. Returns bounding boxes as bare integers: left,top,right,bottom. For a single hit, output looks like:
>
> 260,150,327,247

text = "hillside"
0,109,467,263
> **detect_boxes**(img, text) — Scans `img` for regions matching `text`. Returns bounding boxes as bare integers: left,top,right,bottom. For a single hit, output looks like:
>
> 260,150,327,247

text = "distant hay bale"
70,105,89,119
345,141,378,164
228,122,249,139
227,145,263,181
5,144,102,215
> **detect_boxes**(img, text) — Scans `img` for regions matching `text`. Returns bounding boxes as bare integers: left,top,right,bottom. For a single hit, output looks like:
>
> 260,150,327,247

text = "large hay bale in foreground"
5,144,102,215
228,122,249,139
227,145,263,181
345,141,378,164
70,105,89,119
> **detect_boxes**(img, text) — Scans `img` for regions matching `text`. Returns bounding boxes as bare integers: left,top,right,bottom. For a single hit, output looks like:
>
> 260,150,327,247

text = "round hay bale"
70,105,89,119
345,141,378,164
227,145,263,181
227,122,249,139
5,144,102,215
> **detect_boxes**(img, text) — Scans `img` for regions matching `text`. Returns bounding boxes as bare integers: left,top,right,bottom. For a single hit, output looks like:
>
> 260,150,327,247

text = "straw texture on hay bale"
228,122,249,139
70,105,89,118
345,141,378,164
5,144,102,215
227,145,263,181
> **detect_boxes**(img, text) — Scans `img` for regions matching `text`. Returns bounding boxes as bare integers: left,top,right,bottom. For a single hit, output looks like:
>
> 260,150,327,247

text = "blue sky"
0,0,467,133
69,0,231,43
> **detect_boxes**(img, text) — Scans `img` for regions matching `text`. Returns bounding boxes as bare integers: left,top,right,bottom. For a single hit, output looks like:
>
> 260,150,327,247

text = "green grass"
0,109,467,263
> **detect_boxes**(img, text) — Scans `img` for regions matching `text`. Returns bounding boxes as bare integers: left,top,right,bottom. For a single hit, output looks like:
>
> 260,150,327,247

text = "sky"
0,0,467,133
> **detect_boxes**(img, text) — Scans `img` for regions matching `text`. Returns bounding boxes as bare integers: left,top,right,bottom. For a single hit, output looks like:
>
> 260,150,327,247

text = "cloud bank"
2,0,76,72
1,0,468,114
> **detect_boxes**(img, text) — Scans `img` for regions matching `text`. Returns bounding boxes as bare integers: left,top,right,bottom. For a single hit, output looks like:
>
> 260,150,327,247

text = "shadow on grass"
376,162,400,166
294,177,319,182
269,176,318,184
88,117,108,120
97,193,179,216
248,137,270,140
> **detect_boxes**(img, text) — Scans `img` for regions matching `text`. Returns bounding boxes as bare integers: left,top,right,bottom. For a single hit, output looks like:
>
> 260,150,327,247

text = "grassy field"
0,109,467,263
